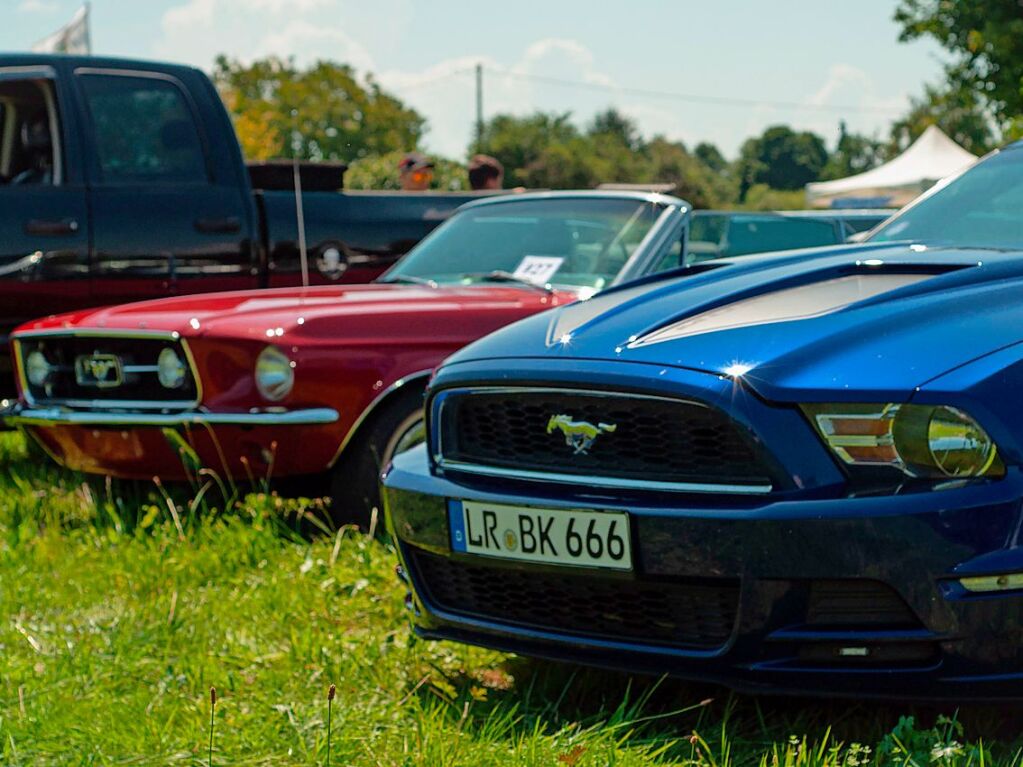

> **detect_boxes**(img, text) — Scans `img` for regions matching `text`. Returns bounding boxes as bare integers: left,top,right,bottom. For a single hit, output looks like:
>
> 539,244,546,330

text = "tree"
642,137,733,209
213,56,425,162
821,121,886,180
477,112,579,186
694,142,728,174
887,83,994,156
895,0,1023,135
736,125,828,200
588,108,643,151
345,151,468,191
477,110,730,206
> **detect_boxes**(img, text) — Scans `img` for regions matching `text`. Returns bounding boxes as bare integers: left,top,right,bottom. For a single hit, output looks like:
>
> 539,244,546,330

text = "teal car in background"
688,209,893,263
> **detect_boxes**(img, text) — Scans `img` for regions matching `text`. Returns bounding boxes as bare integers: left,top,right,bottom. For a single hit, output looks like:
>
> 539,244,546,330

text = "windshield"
382,198,665,290
869,148,1023,249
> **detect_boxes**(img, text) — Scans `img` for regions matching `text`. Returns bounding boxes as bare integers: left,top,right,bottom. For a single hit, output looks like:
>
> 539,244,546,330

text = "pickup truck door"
75,68,257,303
0,66,90,345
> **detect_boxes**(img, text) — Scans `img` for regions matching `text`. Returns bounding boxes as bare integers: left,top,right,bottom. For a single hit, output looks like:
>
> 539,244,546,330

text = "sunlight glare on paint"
723,361,754,377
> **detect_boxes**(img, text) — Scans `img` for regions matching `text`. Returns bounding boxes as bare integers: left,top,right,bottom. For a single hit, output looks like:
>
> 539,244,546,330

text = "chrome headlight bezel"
802,402,1004,480
254,345,295,402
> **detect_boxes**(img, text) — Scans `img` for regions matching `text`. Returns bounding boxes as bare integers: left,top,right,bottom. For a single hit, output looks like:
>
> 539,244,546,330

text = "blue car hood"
448,243,1023,403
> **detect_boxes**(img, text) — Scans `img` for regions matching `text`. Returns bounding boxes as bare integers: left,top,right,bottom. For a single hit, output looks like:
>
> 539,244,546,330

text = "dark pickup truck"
0,54,488,375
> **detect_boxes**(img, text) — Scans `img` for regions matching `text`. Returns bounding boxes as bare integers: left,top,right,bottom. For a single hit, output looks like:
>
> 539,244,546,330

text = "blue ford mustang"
383,142,1023,700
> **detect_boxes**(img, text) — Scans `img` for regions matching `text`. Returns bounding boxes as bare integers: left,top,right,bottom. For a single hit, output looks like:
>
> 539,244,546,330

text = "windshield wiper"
461,270,554,293
379,274,439,288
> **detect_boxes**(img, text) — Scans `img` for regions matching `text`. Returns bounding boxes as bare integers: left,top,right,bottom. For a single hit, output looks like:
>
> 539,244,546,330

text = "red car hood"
15,283,577,344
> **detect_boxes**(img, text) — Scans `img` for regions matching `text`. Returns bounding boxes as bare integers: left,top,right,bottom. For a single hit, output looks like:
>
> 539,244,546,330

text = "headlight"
803,403,1004,480
926,407,998,477
255,345,294,401
157,347,187,389
25,349,52,387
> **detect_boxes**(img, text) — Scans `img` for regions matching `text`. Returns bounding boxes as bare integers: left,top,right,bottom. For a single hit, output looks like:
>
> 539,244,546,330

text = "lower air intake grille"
408,547,739,649
806,580,922,628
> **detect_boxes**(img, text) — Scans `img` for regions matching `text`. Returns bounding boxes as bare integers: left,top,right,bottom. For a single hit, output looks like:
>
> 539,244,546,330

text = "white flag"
32,4,91,55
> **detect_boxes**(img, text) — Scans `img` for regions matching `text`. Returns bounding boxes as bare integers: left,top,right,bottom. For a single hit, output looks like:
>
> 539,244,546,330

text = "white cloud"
255,20,375,72
799,64,907,146
377,37,627,158
156,0,369,70
153,1,912,162
18,0,58,12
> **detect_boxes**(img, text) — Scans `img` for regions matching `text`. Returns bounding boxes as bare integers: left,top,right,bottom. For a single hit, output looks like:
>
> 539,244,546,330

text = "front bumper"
4,405,338,428
4,404,342,480
384,444,1023,701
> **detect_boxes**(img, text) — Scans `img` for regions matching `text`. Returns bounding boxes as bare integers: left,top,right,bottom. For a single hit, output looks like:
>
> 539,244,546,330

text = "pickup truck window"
0,78,59,186
78,73,207,184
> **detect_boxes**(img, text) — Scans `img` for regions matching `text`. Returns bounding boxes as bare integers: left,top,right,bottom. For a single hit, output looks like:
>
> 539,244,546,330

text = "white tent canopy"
806,125,976,209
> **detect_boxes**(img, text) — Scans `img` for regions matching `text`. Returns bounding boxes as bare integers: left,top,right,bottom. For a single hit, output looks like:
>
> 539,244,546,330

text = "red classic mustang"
7,191,690,522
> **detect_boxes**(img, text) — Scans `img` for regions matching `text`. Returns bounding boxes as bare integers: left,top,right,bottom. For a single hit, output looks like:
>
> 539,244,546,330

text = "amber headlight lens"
25,349,52,387
802,403,1004,480
157,347,187,389
255,345,294,401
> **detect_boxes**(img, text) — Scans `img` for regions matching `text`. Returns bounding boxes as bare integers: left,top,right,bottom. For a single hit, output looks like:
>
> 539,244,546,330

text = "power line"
468,64,904,116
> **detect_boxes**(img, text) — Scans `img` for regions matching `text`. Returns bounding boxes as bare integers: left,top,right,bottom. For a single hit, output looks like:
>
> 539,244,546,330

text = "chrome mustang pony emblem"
546,414,617,455
74,353,123,388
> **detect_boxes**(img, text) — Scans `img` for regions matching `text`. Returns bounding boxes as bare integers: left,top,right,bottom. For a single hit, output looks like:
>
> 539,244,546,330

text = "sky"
7,0,949,160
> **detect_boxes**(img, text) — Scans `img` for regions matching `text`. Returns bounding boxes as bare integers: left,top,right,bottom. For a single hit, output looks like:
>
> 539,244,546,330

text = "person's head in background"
398,152,434,191
468,154,504,191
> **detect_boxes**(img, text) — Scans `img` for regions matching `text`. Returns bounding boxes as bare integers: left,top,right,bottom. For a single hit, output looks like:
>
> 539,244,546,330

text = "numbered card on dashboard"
513,256,564,285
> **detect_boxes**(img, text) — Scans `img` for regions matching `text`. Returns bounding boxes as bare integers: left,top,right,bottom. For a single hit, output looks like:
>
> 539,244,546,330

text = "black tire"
328,386,426,529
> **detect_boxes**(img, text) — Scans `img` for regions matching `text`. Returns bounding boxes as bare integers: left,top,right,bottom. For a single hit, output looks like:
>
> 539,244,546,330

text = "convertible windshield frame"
380,194,679,291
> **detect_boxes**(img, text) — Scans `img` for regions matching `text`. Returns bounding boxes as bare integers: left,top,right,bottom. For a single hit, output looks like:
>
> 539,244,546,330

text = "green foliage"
694,142,729,174
887,83,995,156
737,125,829,200
212,55,425,162
479,108,731,207
821,121,886,181
345,150,469,191
477,111,580,186
895,0,1023,135
1,431,1023,763
739,183,807,211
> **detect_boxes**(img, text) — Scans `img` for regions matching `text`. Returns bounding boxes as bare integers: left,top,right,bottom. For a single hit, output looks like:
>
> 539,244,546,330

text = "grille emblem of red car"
74,353,123,388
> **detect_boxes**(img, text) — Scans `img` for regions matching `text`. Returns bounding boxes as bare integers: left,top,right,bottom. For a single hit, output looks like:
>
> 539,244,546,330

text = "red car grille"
16,334,199,408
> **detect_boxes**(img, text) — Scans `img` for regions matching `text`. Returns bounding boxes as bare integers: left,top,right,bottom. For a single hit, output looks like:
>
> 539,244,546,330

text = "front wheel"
328,389,425,530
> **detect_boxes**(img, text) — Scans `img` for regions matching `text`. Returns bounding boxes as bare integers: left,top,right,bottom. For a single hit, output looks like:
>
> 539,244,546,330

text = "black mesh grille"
18,335,199,407
408,547,739,649
439,389,772,487
806,580,922,628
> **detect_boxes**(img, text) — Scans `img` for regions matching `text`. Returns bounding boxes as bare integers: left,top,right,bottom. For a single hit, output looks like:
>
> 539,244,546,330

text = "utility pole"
475,63,484,153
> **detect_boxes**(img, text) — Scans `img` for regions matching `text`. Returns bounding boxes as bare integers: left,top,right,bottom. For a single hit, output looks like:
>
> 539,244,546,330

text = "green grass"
1,432,1022,765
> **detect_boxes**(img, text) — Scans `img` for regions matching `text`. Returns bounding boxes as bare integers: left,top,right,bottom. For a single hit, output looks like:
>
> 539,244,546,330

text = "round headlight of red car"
254,345,294,401
25,349,52,387
157,347,187,389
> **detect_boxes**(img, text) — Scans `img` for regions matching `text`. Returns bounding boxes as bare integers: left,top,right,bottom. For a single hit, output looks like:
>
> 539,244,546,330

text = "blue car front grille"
436,388,774,490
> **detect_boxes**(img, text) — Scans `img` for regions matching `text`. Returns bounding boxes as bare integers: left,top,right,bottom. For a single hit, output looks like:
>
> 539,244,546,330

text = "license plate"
448,499,632,571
